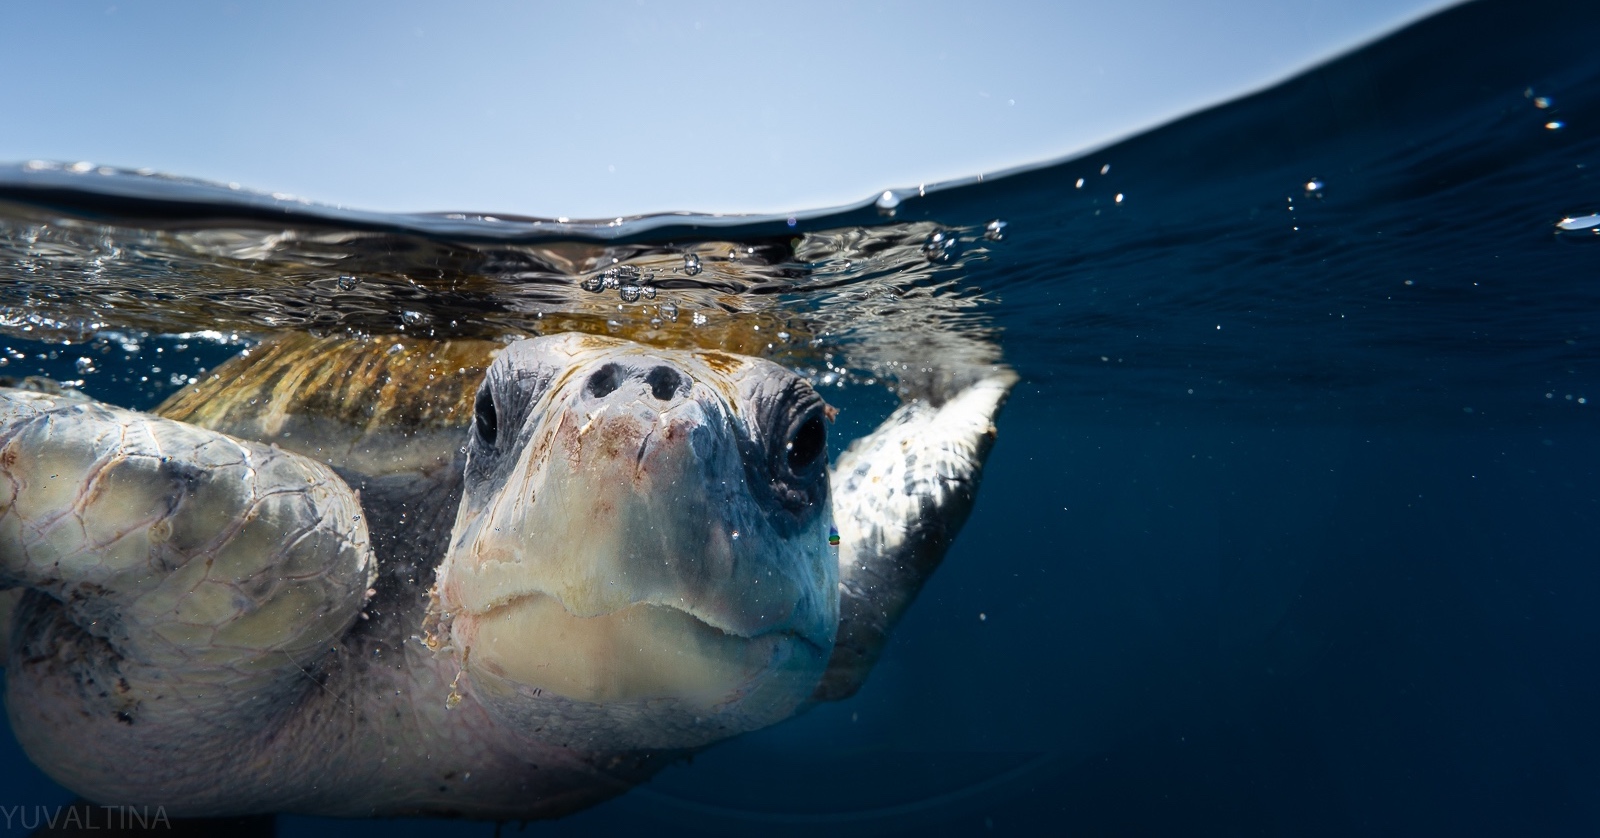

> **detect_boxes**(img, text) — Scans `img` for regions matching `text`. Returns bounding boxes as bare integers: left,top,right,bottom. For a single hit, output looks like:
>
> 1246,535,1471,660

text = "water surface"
3,0,1599,834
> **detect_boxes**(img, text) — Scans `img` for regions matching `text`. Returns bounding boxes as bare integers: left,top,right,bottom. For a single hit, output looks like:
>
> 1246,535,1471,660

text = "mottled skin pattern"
818,374,1017,700
0,332,1014,820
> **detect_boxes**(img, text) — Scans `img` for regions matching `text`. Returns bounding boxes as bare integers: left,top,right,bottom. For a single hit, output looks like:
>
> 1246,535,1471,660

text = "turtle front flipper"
814,368,1018,702
0,387,374,810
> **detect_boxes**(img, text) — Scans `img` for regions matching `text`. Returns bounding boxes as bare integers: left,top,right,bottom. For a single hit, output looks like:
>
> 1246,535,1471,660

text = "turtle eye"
474,387,499,447
786,412,825,472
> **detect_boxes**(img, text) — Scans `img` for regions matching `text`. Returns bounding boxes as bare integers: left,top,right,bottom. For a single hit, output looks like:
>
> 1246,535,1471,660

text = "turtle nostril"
644,365,684,401
587,364,621,398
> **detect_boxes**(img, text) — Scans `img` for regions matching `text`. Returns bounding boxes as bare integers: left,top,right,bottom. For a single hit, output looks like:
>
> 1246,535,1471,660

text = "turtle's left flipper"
0,387,376,806
814,368,1018,702
0,389,375,678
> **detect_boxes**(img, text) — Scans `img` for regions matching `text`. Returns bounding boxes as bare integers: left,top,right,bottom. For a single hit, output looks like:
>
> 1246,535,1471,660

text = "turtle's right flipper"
814,368,1017,702
0,387,373,689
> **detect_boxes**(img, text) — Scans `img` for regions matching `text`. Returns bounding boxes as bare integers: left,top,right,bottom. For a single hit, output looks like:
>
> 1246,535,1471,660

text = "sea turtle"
0,330,1015,820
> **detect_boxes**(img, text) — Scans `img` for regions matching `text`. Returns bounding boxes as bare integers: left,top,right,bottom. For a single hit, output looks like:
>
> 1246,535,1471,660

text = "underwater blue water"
3,0,1600,834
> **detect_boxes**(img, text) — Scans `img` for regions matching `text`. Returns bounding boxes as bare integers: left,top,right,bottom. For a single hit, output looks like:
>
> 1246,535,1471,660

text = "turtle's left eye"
474,387,499,447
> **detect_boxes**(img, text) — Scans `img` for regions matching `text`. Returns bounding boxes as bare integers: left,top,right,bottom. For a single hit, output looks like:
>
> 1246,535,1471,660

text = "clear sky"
2,1,1453,218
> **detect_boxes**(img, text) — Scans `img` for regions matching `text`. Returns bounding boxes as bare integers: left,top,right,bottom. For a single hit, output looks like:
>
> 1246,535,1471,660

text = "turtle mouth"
455,591,829,707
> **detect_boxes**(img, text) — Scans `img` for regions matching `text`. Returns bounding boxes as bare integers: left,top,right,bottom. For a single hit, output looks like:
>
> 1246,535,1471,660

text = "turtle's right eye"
474,387,498,447
786,412,825,472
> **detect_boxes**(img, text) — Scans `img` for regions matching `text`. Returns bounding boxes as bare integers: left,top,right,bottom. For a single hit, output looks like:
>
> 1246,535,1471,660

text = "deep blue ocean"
3,0,1599,834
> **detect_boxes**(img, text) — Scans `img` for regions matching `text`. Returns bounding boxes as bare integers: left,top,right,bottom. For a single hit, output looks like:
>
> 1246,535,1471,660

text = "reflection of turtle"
0,332,1014,819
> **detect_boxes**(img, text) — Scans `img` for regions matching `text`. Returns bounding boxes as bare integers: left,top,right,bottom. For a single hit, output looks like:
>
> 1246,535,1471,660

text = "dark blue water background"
2,0,1599,833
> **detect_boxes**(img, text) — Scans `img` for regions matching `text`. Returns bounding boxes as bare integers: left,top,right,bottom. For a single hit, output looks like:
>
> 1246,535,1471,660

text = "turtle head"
434,334,838,750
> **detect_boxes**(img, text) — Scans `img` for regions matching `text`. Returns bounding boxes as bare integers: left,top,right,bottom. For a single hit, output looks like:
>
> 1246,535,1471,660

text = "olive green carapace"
158,334,502,477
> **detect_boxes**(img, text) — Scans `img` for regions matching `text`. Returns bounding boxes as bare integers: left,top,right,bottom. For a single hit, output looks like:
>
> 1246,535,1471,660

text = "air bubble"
875,191,900,214
984,219,1007,241
1305,179,1324,195
580,274,605,292
400,310,424,325
682,254,703,276
922,230,958,263
691,312,708,326
1556,213,1600,237
337,275,360,291
619,285,642,303
642,286,657,300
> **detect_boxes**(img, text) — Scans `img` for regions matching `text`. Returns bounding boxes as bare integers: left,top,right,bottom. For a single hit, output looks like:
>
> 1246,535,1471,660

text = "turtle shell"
157,333,503,479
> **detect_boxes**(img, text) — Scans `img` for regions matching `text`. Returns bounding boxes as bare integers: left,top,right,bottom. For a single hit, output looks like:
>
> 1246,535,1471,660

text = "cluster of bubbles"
580,263,661,303
917,220,1008,263
578,254,715,325
921,230,959,263
326,256,724,333
797,351,881,390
